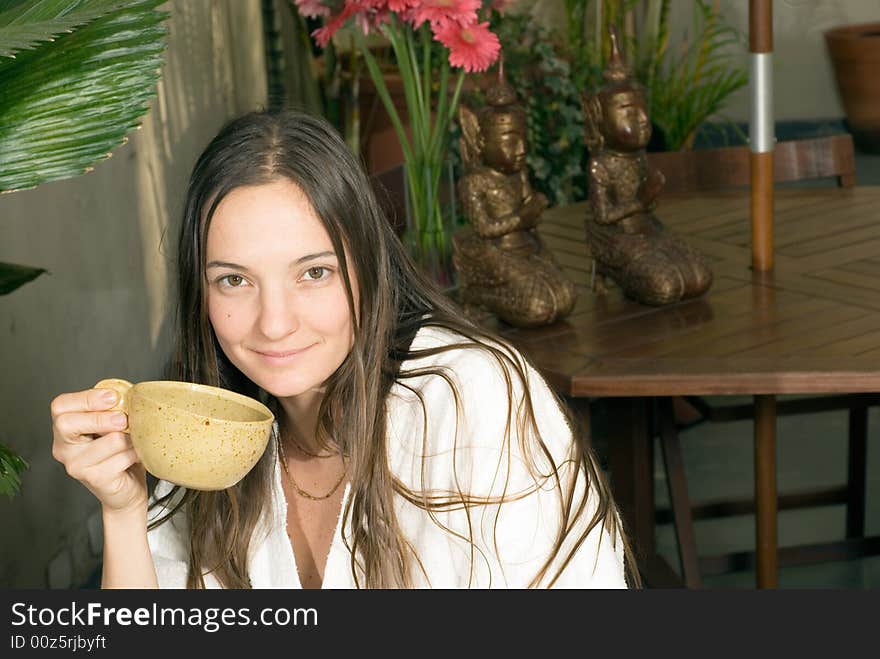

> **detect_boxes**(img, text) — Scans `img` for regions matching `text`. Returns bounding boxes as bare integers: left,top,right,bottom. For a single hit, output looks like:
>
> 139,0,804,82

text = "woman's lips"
254,344,315,363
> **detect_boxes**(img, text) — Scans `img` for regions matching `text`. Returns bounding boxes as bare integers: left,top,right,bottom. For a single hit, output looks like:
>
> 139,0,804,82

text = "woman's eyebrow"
294,250,336,264
206,252,336,271
206,260,249,271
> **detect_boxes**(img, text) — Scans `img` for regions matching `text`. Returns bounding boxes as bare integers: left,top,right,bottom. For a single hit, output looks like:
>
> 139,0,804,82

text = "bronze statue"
453,72,577,328
582,30,712,306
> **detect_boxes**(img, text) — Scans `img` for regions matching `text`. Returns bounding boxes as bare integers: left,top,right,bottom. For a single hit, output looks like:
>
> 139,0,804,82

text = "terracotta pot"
825,22,880,152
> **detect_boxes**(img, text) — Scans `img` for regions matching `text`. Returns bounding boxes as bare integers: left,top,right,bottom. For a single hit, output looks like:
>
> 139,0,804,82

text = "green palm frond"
0,0,135,57
0,0,169,192
0,440,28,498
645,0,747,150
0,261,46,294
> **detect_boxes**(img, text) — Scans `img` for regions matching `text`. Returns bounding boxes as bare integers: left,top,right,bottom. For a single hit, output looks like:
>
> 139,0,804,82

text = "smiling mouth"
254,345,315,359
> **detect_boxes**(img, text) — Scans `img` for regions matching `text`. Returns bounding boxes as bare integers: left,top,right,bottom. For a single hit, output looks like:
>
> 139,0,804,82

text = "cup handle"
94,378,133,432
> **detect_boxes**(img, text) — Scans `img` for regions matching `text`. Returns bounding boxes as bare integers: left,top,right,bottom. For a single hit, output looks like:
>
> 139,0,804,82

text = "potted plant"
825,22,880,152
0,0,169,496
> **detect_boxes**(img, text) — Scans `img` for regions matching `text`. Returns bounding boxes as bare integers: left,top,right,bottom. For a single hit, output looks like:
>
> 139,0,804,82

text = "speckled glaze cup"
94,378,274,491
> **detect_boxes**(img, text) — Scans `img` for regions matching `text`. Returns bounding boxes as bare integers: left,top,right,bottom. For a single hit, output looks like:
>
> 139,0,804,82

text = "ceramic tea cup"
94,378,274,491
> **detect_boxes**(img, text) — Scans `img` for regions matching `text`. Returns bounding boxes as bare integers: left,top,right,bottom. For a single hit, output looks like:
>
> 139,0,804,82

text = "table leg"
846,406,868,539
754,394,778,588
658,398,702,589
606,397,655,562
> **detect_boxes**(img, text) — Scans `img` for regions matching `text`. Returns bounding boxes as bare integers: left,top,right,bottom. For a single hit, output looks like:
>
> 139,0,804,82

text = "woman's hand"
50,387,147,515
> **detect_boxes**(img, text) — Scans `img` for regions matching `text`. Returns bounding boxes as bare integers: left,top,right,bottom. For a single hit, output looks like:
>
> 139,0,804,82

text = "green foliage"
0,0,132,56
0,0,169,192
643,0,747,150
562,0,747,151
0,442,28,497
0,0,168,294
0,261,47,294
564,0,641,91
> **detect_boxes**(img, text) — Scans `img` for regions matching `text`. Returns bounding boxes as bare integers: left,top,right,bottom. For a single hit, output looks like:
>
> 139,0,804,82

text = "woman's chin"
251,377,316,400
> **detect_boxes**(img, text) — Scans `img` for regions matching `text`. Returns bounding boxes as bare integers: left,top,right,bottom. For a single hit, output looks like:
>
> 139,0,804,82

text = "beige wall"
530,0,879,122
0,0,267,588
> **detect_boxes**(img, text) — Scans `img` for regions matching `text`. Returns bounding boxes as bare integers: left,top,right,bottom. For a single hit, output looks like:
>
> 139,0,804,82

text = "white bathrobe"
147,325,628,588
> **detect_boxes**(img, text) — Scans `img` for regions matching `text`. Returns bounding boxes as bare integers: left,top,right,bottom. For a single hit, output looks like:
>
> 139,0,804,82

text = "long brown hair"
152,110,640,588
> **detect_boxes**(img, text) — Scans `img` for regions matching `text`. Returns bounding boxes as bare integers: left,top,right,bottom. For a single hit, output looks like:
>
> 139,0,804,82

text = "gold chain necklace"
278,419,339,459
288,439,337,459
277,438,346,501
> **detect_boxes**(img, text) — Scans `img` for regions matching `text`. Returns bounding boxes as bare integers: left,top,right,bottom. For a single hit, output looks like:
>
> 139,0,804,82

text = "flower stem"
354,30,413,166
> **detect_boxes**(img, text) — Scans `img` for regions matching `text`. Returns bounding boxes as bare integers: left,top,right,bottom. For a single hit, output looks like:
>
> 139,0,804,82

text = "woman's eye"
220,274,245,287
304,266,328,281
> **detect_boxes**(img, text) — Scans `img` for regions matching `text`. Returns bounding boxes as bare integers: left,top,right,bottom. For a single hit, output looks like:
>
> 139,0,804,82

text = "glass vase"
402,158,458,292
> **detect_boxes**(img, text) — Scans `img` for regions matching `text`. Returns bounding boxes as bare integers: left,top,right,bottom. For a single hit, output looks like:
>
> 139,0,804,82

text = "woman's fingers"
51,388,148,513
77,448,146,512
79,448,141,489
52,387,127,446
55,410,128,444
61,432,133,477
96,448,140,479
51,388,119,418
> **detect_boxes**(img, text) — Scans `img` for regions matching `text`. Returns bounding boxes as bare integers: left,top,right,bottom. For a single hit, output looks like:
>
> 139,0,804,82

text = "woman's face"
205,179,357,400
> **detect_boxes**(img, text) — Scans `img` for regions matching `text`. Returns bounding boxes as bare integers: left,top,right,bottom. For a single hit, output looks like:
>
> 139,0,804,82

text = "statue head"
460,63,528,174
583,27,652,153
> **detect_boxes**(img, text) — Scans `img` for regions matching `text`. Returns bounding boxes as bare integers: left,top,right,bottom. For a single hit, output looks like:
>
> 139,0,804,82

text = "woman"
51,110,637,589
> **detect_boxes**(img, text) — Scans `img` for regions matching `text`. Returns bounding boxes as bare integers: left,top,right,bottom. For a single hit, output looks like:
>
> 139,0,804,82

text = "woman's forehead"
206,180,334,255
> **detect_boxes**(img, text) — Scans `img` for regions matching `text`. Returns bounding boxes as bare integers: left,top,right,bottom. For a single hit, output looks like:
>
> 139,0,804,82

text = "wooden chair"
647,134,857,193
643,134,875,587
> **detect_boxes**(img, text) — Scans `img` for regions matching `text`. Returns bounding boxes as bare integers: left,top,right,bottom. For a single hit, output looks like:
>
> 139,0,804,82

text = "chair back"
647,134,857,193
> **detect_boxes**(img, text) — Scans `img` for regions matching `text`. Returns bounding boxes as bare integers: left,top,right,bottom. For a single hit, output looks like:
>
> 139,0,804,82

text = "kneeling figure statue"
582,31,712,306
453,75,577,328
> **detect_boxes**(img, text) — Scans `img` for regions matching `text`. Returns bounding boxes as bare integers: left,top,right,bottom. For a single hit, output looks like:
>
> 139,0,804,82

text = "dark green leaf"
0,0,168,192
0,260,47,294
0,1,136,57
0,441,28,497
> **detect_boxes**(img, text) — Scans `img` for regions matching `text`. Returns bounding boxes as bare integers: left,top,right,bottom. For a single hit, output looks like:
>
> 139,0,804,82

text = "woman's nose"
257,287,299,340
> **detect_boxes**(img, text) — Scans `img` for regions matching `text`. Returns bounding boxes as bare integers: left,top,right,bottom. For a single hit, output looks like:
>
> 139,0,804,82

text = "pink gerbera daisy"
356,7,391,36
411,0,481,29
312,2,358,47
294,0,331,18
312,1,397,46
433,20,501,73
387,0,419,11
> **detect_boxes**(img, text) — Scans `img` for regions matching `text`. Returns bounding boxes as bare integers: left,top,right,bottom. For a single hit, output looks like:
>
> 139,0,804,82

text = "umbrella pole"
750,0,774,273
750,0,778,592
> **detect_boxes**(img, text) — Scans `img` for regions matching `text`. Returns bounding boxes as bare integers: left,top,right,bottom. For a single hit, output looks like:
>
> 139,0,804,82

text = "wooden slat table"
501,186,880,588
